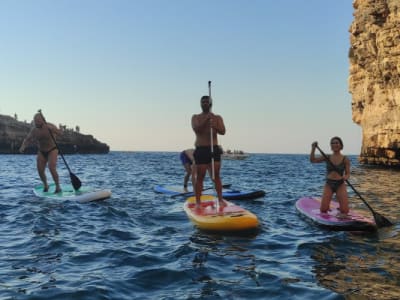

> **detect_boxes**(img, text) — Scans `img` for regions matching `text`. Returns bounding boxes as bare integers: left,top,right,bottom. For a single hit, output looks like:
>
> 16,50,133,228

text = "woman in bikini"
310,137,350,216
19,113,62,193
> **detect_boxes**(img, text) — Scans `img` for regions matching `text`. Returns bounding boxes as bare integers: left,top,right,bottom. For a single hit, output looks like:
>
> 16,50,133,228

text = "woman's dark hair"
331,136,343,149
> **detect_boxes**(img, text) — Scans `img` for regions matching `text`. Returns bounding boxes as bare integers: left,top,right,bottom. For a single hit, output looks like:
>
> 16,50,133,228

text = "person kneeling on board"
310,137,350,218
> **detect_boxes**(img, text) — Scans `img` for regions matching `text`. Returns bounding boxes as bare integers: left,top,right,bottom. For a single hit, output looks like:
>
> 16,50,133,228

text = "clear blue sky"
0,0,361,154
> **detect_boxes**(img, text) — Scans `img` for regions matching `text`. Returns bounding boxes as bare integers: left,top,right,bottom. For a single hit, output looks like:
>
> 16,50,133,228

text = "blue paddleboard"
154,184,265,200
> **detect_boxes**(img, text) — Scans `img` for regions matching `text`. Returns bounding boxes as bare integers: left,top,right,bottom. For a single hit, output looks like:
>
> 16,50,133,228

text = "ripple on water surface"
0,153,399,299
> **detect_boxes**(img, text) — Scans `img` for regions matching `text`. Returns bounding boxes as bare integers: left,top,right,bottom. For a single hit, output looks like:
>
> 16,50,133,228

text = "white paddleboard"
33,183,111,203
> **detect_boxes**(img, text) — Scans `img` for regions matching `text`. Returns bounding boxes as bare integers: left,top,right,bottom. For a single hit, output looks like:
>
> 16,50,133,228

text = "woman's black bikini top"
326,155,346,176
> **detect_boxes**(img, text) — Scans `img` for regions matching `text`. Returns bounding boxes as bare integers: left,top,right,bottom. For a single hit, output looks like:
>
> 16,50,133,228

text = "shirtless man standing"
19,113,62,193
191,95,226,208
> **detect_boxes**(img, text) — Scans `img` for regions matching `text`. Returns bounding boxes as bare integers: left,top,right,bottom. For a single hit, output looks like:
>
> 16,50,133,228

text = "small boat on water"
222,149,250,160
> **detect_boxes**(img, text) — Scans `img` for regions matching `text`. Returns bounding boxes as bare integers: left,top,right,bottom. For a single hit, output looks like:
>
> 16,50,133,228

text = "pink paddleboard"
296,197,376,231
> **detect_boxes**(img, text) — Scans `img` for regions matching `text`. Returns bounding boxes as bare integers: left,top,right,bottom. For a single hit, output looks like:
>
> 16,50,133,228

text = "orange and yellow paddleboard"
183,195,259,232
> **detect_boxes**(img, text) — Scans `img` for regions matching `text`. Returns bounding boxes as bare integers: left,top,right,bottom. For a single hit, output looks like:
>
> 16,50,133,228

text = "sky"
0,0,362,154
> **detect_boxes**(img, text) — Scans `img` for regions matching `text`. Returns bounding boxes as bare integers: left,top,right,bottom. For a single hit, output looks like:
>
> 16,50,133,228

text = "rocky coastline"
349,0,400,167
0,114,109,154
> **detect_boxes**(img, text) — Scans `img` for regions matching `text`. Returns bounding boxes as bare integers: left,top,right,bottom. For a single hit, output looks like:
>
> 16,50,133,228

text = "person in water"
192,95,226,209
19,113,62,193
310,137,350,216
180,148,195,192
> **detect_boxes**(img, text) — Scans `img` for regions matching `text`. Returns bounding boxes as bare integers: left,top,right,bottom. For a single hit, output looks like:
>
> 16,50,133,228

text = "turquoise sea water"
1,152,399,299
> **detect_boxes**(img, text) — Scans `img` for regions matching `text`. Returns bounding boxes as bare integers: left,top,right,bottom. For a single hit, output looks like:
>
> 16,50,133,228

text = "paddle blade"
373,212,393,228
70,172,82,190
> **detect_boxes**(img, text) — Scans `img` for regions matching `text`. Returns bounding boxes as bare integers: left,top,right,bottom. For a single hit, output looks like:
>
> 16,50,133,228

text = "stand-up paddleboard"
221,189,265,200
296,197,376,231
154,184,265,200
183,195,259,232
154,185,194,195
33,183,112,203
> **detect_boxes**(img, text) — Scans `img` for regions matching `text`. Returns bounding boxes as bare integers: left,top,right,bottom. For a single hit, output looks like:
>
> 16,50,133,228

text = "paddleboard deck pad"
183,195,259,232
155,184,265,200
296,197,376,231
34,183,111,203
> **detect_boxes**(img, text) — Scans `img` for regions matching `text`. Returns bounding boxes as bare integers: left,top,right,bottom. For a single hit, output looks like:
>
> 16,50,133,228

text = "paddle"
209,81,218,209
171,184,232,198
38,110,82,191
316,144,392,228
209,81,215,180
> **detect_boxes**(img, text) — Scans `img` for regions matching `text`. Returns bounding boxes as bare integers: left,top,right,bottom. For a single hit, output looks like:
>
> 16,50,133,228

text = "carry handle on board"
38,110,82,191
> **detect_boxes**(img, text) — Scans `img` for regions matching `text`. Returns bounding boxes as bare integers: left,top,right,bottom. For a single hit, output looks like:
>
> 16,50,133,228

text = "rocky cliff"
0,114,109,154
349,0,400,166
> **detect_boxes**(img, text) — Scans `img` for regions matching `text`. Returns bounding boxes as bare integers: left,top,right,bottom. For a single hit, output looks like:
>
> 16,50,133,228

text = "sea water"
0,152,399,299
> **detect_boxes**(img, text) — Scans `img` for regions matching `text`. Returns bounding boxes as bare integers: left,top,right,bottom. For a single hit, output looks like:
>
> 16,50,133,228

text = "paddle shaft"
209,80,215,180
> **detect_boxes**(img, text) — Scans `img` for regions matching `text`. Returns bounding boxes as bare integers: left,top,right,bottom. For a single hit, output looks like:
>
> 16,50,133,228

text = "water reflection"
312,233,400,299
188,231,260,298
310,165,400,299
350,165,400,222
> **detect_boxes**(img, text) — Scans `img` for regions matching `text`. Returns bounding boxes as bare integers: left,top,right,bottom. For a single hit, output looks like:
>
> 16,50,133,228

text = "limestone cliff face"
349,0,400,166
0,114,109,154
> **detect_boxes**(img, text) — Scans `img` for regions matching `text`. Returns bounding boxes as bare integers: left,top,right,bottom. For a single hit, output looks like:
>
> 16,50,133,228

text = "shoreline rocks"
349,0,400,167
0,114,109,154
